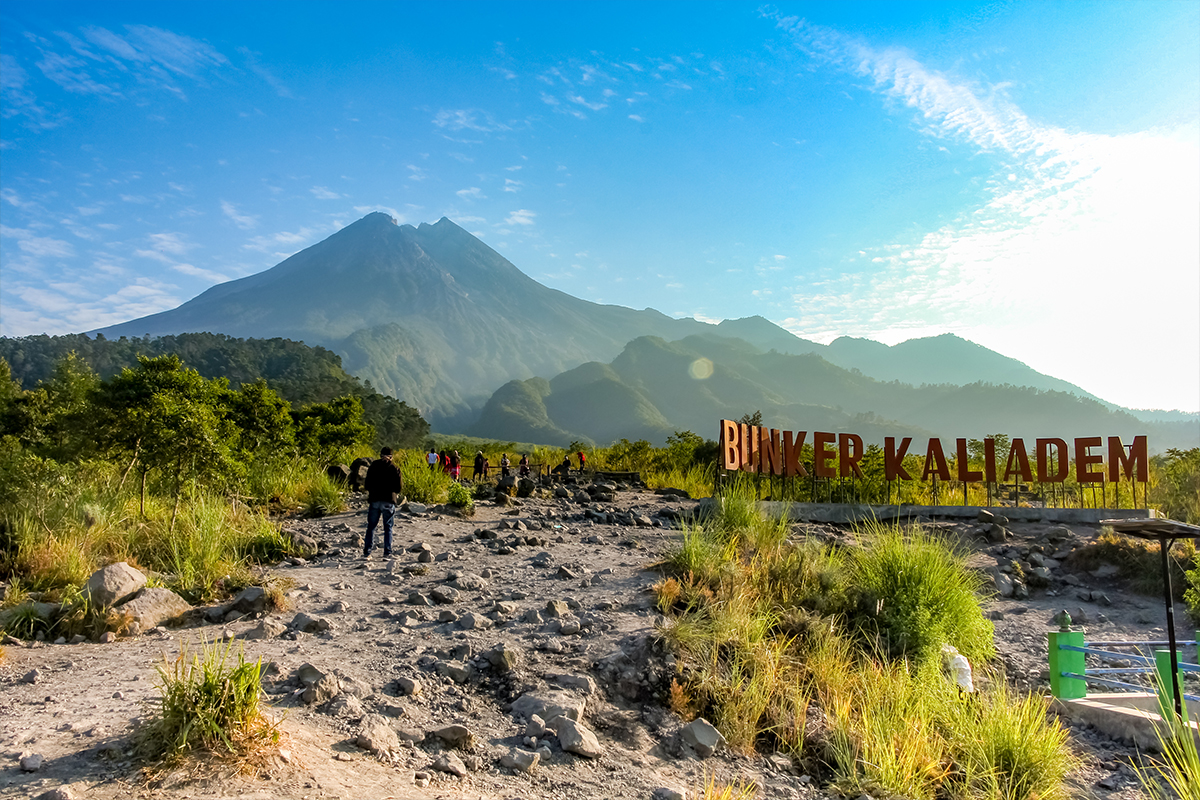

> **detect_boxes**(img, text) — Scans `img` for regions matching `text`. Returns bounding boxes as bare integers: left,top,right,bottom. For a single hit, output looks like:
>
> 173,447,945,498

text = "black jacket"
364,457,404,504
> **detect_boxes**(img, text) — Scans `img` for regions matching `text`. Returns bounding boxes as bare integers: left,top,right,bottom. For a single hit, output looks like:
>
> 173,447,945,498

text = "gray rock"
433,751,470,777
406,591,432,606
19,752,45,771
228,586,267,615
525,713,546,738
993,572,1015,598
552,673,596,694
435,661,471,684
433,724,473,749
550,715,603,758
22,668,40,684
681,718,726,757
485,643,521,672
115,587,191,629
243,618,287,640
500,747,540,772
545,600,569,618
291,612,332,633
356,713,399,755
395,676,421,696
323,693,364,720
35,788,76,800
511,691,585,722
457,612,492,630
431,587,460,604
84,562,146,608
451,573,487,591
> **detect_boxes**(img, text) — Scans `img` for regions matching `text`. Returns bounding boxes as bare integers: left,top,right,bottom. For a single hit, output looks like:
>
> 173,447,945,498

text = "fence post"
1154,649,1188,719
1047,630,1087,699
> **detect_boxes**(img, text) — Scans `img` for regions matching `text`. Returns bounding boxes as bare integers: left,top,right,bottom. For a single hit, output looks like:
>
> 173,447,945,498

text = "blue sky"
2,1,1197,411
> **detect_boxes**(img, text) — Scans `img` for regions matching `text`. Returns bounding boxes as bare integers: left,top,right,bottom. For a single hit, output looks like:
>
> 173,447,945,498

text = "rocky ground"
0,475,1190,800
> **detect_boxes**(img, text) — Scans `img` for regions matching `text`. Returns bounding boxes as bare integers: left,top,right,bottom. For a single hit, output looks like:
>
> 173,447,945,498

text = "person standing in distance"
426,447,439,471
364,447,404,558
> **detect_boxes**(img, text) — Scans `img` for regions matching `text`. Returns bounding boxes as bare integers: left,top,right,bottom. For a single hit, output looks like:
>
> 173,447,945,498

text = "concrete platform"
757,502,1158,525
1053,693,1199,752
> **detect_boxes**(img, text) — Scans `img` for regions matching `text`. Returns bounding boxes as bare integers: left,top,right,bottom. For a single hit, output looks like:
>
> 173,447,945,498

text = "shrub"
398,448,448,504
849,523,994,666
446,482,475,515
300,472,344,518
139,637,276,759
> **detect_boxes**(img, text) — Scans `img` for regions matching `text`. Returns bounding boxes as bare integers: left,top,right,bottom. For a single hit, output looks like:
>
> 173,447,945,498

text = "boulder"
433,752,469,777
433,724,473,749
681,718,726,757
550,716,603,758
349,457,372,491
500,747,540,772
356,713,399,755
114,588,191,630
511,691,585,722
516,478,536,498
243,618,287,640
228,586,267,615
326,464,351,485
84,562,146,608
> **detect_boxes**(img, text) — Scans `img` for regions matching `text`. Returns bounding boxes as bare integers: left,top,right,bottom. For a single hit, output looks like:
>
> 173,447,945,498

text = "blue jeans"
364,501,395,556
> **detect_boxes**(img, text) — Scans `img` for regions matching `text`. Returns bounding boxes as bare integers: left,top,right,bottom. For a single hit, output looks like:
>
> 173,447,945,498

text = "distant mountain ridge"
469,334,1197,450
92,212,1187,437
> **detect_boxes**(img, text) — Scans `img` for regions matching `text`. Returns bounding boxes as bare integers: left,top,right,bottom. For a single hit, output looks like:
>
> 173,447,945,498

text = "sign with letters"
718,419,1148,485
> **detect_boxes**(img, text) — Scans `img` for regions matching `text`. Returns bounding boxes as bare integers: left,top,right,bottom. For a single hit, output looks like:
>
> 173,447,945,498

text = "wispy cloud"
456,187,486,200
172,263,229,282
220,200,258,229
310,186,342,200
432,108,510,132
768,10,1200,406
0,225,75,258
505,209,536,226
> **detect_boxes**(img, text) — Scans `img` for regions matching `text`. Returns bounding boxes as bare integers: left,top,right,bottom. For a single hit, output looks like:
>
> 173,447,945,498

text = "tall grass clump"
398,448,449,504
849,522,994,666
297,471,344,518
653,485,1070,799
1136,670,1200,800
645,462,714,498
139,637,276,760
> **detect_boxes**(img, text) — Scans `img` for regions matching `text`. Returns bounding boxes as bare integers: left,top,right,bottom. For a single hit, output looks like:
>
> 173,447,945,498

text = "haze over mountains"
93,213,1198,448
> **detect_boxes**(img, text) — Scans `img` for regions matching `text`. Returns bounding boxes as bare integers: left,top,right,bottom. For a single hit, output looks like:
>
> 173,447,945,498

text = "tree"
293,396,374,465
95,355,238,519
738,410,764,427
225,379,295,460
664,430,704,471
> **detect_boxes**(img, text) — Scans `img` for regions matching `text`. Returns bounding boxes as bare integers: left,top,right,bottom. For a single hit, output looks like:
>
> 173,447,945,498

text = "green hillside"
469,334,1193,449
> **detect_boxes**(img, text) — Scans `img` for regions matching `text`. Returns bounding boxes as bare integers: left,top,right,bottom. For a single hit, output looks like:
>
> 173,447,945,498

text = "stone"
433,724,473,749
417,550,432,563
99,631,117,643
35,788,76,800
993,572,1015,598
291,613,332,633
243,618,286,640
511,691,585,723
451,573,487,591
500,747,540,772
395,676,421,696
545,600,569,618
559,618,582,635
22,668,40,684
433,751,470,777
19,752,45,771
525,714,546,738
550,715,603,758
435,661,471,683
406,502,429,515
681,718,726,757
356,713,399,755
84,562,146,608
653,790,687,800
407,591,432,606
523,609,544,625
228,586,267,615
517,478,536,497
438,610,459,623
485,643,521,672
552,673,596,694
457,612,491,630
413,771,431,787
431,587,460,604
323,693,364,720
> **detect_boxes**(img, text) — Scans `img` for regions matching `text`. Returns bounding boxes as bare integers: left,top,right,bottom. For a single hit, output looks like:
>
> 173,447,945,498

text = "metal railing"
1048,628,1199,714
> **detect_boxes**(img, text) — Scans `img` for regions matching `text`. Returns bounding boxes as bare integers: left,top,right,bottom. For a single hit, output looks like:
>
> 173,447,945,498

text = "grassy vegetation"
655,483,1074,800
138,637,277,760
1136,708,1200,800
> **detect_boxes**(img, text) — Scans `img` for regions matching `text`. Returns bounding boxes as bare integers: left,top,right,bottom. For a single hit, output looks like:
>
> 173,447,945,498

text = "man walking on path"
364,446,404,558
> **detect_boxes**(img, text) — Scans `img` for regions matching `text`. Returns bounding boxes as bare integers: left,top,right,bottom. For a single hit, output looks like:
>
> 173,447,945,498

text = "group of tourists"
365,446,590,559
